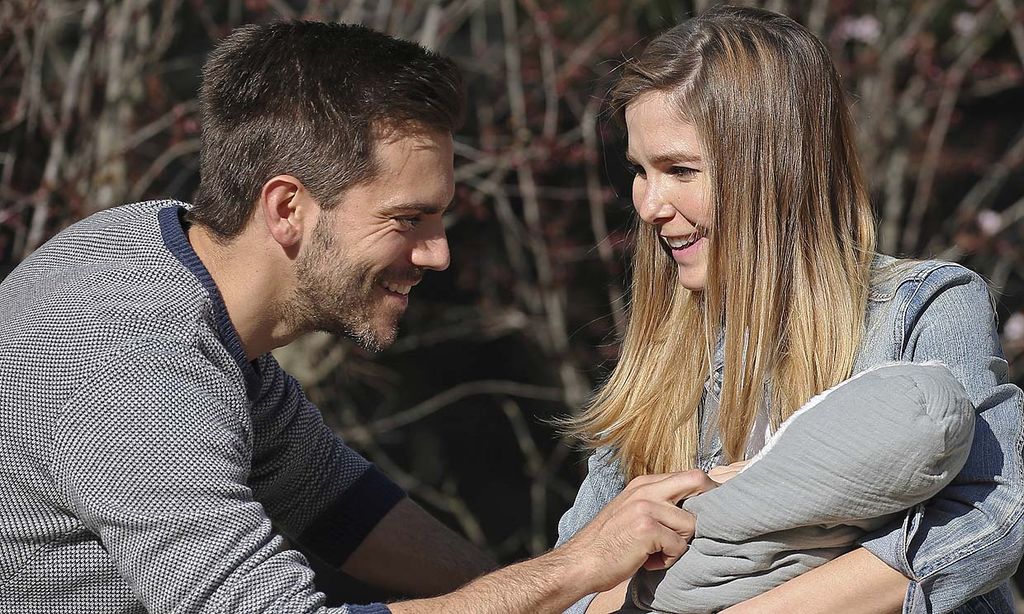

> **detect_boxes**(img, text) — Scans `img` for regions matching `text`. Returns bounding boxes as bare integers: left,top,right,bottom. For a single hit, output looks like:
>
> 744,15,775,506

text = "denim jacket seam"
894,279,919,356
868,259,954,302
900,504,923,581
913,502,1024,582
896,262,980,359
974,590,1002,614
912,421,1024,580
951,592,994,614
905,580,920,613
889,262,1021,596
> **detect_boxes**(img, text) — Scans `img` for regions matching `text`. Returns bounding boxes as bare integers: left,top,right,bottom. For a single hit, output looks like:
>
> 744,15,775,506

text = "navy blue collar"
158,204,260,399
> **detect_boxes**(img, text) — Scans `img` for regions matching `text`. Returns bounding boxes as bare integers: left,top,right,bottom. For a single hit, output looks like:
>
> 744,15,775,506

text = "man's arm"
388,471,718,614
343,498,496,597
53,348,365,613
722,548,907,614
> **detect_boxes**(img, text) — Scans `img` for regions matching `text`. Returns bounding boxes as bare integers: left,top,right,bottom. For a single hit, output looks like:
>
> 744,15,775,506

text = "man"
0,22,713,613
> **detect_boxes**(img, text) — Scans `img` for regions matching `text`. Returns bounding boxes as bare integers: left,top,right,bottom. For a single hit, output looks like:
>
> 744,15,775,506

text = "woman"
557,6,1024,613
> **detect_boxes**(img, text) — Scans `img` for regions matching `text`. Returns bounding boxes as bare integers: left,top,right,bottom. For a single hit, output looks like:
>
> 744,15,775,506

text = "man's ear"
260,175,317,248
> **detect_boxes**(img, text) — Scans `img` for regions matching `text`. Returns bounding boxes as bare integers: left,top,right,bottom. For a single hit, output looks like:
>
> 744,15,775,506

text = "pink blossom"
836,15,882,44
978,209,1002,236
953,12,977,36
1004,313,1024,343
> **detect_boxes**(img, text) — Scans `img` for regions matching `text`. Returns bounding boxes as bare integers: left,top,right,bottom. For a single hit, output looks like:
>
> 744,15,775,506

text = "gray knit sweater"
0,200,403,613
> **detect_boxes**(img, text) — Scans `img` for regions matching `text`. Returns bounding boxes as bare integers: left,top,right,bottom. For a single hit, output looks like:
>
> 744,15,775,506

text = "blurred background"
3,0,1024,600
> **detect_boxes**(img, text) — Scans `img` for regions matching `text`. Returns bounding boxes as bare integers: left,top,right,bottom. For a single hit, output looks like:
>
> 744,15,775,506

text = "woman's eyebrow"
626,150,703,165
650,150,703,165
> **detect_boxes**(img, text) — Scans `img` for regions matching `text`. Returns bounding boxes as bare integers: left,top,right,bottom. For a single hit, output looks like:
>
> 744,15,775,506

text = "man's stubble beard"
288,219,398,352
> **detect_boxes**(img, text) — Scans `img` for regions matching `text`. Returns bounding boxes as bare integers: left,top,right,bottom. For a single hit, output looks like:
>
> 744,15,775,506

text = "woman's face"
625,91,711,291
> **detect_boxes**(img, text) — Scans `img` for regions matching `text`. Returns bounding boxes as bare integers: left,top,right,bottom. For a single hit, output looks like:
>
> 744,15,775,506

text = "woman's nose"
634,187,677,226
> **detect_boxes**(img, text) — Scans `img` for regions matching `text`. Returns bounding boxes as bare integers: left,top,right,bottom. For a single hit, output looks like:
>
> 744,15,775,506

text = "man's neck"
186,223,299,360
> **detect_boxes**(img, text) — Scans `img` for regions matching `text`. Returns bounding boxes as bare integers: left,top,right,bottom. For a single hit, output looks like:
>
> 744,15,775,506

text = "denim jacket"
555,257,1024,614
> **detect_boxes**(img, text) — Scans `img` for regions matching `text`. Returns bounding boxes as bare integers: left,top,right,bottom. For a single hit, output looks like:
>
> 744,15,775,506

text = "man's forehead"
373,122,454,149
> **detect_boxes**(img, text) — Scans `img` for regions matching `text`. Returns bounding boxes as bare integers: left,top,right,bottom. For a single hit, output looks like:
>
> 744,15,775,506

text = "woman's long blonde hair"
567,6,877,480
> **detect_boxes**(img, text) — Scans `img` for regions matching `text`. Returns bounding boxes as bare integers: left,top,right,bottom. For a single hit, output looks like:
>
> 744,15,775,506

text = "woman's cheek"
632,179,645,215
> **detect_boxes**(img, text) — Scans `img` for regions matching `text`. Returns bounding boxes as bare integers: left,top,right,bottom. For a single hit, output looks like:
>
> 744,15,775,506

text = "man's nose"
412,234,450,272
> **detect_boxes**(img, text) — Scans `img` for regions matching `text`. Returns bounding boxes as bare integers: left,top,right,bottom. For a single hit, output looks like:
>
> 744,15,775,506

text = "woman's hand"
708,461,749,484
585,578,629,614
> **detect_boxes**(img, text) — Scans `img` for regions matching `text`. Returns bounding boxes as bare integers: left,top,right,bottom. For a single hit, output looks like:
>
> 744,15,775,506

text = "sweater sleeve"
49,341,390,614
248,354,406,568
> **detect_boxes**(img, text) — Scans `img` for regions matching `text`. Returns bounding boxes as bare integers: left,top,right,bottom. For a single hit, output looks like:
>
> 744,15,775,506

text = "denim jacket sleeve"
859,264,1024,613
554,447,627,614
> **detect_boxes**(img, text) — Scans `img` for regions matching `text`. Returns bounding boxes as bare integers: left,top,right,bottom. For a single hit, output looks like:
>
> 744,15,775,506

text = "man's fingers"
634,469,718,504
615,500,694,569
640,525,689,570
633,499,695,537
708,460,749,484
622,472,673,491
643,552,679,571
563,482,700,594
624,469,708,492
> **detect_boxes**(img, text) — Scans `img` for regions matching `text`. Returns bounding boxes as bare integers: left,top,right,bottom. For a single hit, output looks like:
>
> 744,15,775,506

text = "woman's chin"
676,265,707,292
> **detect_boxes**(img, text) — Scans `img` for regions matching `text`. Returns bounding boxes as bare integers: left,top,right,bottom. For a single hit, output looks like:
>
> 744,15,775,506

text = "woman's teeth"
664,234,700,249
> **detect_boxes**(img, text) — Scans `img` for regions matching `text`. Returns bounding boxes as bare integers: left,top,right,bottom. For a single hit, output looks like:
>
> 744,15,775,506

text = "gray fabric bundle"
623,362,976,613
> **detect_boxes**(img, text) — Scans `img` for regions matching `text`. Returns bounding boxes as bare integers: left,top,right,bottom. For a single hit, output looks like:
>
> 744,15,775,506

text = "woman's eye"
627,162,646,178
670,166,698,178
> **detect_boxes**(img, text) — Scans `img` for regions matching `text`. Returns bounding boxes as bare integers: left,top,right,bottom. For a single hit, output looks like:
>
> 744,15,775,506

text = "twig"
347,379,564,440
500,0,590,408
902,5,1001,252
501,399,547,555
24,0,102,258
128,137,201,201
995,0,1024,68
582,96,627,338
335,395,489,547
519,0,559,140
956,125,1024,217
418,3,442,51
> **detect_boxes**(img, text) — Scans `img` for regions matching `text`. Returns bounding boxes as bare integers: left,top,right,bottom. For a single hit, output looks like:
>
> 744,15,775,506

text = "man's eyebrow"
626,150,703,165
383,202,449,215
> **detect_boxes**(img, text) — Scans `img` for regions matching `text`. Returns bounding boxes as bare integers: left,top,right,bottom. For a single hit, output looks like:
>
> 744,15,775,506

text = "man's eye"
395,216,421,229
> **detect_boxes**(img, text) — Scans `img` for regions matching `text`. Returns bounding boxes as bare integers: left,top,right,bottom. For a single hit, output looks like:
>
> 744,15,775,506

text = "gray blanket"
622,362,975,613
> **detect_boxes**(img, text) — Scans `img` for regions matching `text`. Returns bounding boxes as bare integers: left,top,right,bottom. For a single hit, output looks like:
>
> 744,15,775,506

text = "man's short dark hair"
190,21,464,240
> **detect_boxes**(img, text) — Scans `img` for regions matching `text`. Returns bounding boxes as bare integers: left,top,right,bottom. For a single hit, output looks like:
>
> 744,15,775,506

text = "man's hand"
389,469,718,614
554,470,719,595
